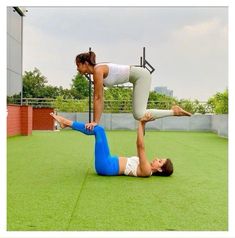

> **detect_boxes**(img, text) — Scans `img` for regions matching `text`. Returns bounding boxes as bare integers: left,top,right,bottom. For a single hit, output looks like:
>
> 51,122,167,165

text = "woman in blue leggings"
49,111,189,177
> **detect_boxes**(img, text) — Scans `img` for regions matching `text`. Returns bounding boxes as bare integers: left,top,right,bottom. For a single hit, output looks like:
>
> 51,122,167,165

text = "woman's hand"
85,121,98,131
140,112,154,123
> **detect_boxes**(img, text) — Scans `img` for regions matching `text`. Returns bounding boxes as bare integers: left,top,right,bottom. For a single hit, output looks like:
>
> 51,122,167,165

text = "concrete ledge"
211,114,228,137
110,113,137,130
189,115,212,131
162,116,190,131
57,112,228,138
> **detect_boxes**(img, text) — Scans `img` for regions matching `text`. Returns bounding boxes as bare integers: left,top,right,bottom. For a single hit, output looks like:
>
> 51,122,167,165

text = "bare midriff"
118,156,127,175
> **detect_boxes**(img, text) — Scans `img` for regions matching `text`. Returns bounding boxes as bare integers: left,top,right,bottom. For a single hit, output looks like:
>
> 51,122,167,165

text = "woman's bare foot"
50,113,70,128
172,105,192,116
140,112,154,123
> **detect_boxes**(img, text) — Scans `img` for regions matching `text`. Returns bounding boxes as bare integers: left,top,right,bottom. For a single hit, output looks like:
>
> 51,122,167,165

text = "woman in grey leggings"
75,51,191,130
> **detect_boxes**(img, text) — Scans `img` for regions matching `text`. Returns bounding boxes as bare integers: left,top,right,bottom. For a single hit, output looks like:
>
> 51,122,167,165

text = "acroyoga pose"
49,112,188,177
75,51,191,130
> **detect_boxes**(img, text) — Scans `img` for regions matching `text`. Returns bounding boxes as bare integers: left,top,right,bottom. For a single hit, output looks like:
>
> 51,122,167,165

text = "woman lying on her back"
50,112,173,177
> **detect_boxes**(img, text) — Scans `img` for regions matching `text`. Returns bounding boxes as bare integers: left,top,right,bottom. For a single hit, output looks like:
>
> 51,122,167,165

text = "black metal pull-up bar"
140,47,155,74
84,47,92,123
85,47,155,123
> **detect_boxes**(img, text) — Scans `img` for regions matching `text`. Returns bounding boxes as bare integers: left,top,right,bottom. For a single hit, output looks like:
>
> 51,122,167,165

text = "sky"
23,6,228,101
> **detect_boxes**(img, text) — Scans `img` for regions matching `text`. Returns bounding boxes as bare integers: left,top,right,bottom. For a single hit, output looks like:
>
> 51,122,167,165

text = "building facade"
7,7,25,98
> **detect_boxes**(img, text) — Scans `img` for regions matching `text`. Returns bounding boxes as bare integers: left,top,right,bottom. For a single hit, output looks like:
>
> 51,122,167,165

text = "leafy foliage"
71,74,90,99
22,68,69,98
207,89,228,114
19,68,228,114
53,96,89,112
23,68,48,98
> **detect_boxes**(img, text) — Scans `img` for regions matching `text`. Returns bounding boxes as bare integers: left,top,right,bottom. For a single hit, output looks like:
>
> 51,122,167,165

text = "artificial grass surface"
7,130,228,231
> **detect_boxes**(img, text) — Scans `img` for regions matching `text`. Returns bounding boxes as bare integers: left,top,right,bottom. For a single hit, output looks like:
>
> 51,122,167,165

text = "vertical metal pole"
20,12,23,105
88,47,92,123
140,56,143,67
143,47,146,68
143,47,146,135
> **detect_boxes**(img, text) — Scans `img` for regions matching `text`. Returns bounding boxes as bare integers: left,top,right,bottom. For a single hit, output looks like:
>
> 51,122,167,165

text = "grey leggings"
129,66,173,120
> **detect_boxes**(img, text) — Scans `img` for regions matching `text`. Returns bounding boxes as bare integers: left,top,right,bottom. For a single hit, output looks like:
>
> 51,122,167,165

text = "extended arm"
93,71,104,124
85,69,104,130
136,120,152,177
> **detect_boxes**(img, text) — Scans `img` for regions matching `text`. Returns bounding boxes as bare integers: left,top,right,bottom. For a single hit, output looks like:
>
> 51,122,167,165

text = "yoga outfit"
72,121,153,177
124,156,152,177
72,121,119,176
94,63,174,120
124,156,139,176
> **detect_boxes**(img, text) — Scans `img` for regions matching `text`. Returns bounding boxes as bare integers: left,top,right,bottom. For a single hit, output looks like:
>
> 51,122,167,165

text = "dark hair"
75,51,96,66
152,158,173,176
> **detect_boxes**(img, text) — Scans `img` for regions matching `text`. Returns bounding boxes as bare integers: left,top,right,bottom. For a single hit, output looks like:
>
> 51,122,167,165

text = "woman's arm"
93,70,104,124
85,68,104,130
136,120,152,177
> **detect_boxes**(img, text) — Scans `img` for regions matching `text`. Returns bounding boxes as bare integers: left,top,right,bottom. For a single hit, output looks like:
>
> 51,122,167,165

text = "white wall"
57,112,228,138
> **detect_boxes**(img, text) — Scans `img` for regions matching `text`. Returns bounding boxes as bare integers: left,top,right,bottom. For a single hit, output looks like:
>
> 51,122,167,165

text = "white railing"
8,97,211,113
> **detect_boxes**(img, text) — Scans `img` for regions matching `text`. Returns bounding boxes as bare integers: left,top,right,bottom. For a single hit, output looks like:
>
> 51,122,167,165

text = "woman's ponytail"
89,51,96,66
75,51,96,66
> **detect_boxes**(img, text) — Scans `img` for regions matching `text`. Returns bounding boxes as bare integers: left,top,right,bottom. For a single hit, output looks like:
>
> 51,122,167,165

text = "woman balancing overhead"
75,51,192,130
50,112,173,177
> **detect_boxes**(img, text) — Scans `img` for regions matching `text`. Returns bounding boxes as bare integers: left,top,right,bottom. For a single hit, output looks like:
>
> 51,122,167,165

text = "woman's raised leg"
50,113,94,135
93,125,119,175
50,113,118,175
129,67,191,120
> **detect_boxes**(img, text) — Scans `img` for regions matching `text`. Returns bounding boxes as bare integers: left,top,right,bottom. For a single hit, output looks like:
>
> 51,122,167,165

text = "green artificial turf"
7,130,228,231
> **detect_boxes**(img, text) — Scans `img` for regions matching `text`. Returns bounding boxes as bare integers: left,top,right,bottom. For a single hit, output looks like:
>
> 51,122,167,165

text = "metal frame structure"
140,47,155,74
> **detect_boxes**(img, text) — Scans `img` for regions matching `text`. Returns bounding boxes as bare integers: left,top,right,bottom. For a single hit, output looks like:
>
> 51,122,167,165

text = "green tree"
23,68,48,98
58,87,74,99
178,99,195,113
42,85,60,98
23,68,77,99
71,73,90,99
207,89,228,114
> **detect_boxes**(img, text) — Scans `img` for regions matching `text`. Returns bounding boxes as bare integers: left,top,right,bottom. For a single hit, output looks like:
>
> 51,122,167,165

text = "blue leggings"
71,121,119,176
